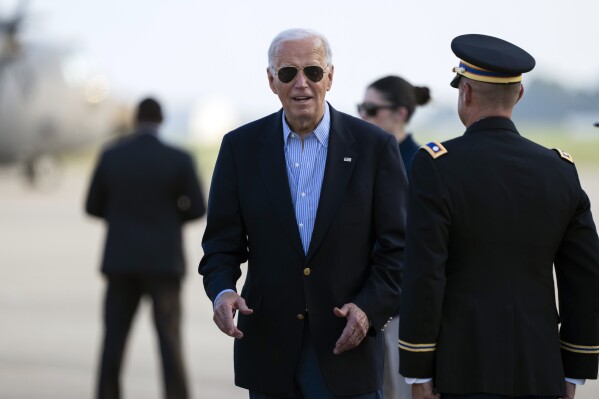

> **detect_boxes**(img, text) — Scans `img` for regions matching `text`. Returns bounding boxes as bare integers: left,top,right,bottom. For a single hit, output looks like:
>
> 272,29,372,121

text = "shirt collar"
282,102,330,148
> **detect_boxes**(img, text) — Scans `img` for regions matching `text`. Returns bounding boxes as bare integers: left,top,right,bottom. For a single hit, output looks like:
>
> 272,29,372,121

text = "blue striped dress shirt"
212,104,330,306
282,103,330,254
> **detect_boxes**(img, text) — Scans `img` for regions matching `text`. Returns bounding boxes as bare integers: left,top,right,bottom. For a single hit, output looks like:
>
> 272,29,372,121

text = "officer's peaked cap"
450,34,535,88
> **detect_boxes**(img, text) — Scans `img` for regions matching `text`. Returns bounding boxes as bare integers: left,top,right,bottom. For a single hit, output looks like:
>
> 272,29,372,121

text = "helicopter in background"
0,1,131,185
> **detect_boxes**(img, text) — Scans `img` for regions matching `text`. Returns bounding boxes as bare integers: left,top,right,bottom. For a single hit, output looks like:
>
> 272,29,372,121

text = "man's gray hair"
268,28,332,71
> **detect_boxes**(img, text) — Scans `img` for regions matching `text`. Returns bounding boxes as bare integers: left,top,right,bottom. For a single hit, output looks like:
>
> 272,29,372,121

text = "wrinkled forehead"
273,37,327,68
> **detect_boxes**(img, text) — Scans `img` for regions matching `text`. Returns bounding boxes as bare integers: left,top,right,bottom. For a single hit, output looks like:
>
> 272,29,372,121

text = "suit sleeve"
353,134,407,333
177,154,206,222
85,152,108,219
399,150,451,378
555,171,599,379
198,135,247,303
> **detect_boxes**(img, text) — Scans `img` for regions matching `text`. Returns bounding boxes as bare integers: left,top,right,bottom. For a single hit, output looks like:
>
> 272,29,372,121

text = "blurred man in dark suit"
86,97,206,399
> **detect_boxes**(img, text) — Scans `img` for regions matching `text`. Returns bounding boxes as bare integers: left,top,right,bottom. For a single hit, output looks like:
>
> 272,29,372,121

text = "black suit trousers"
96,275,188,399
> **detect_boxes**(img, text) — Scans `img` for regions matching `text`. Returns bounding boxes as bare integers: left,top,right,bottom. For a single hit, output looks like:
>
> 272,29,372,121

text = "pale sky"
6,0,599,140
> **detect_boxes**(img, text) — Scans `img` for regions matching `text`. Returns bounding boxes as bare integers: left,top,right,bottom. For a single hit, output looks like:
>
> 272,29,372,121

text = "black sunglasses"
275,65,327,83
357,102,397,117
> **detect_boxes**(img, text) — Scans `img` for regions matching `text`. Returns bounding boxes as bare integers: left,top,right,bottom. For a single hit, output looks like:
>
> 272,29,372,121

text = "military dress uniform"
398,34,599,398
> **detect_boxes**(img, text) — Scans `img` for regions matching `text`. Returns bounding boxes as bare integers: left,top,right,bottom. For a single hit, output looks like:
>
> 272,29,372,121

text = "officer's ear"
461,81,473,106
515,84,524,104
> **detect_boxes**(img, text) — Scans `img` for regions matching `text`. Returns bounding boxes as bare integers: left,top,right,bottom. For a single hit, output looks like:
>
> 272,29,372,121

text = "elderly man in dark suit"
399,34,599,399
199,28,407,398
86,97,206,399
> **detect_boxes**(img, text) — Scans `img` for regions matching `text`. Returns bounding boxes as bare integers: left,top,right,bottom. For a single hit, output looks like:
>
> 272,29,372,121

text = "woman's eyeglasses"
275,66,327,83
357,102,397,117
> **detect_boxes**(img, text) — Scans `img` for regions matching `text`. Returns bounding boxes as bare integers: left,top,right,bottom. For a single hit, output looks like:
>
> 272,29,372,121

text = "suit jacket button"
303,267,311,276
297,314,305,320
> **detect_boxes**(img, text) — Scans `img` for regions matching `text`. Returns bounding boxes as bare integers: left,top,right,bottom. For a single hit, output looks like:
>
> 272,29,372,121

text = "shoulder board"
552,148,574,164
420,141,448,159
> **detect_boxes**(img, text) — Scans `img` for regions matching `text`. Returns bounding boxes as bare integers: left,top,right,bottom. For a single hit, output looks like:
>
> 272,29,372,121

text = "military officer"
399,34,599,399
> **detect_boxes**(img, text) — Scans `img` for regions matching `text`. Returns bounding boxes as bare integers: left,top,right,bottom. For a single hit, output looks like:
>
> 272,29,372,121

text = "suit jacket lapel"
306,108,357,262
256,110,305,259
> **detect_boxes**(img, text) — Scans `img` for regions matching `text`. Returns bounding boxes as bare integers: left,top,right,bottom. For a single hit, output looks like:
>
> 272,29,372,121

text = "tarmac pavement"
1,160,599,399
0,163,245,399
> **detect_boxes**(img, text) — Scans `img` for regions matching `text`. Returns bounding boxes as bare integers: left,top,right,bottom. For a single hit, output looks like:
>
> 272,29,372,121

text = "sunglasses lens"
277,66,325,83
358,103,378,117
277,67,298,83
303,66,324,82
366,105,378,117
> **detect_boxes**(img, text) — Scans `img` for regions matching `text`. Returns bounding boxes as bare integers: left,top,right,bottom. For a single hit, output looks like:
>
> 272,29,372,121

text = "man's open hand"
213,291,253,338
333,303,369,355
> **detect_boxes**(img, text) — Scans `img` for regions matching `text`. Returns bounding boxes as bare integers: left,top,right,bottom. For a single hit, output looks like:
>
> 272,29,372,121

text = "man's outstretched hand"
333,303,369,355
213,291,253,338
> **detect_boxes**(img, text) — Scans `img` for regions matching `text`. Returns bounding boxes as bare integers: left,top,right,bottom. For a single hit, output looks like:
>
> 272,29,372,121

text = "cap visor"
450,74,461,88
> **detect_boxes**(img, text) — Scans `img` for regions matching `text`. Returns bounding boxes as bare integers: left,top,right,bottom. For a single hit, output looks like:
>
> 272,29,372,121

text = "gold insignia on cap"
421,141,448,159
553,148,574,164
455,60,523,85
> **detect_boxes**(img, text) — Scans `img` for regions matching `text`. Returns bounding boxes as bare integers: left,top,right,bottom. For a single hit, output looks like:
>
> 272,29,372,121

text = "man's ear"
326,64,334,91
462,82,473,105
267,67,277,94
515,84,524,104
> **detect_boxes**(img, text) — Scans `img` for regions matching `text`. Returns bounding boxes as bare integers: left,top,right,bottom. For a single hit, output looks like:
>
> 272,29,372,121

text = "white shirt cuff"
214,289,236,308
565,378,585,385
405,377,433,384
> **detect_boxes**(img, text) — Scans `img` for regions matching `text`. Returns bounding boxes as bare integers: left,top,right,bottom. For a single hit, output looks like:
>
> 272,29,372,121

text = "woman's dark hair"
368,75,431,123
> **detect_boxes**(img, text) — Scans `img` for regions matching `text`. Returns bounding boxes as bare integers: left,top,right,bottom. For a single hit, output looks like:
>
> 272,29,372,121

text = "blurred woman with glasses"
358,75,431,399
358,75,431,177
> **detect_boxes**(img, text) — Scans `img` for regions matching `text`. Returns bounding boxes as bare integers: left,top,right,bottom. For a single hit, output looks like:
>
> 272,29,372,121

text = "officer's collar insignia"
553,148,574,164
421,141,448,159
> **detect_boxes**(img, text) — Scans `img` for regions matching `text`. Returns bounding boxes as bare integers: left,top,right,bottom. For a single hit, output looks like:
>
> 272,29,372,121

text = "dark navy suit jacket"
86,127,206,276
399,133,420,177
199,105,408,396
